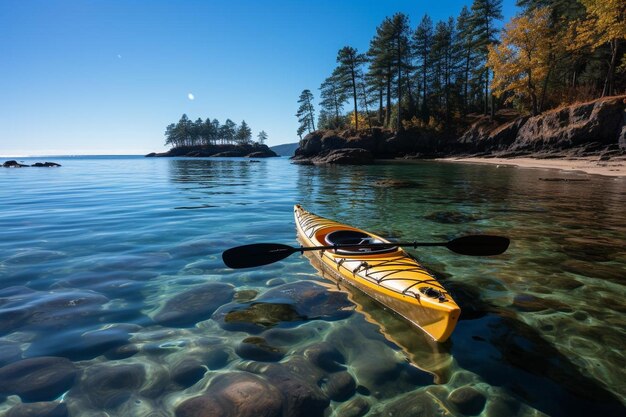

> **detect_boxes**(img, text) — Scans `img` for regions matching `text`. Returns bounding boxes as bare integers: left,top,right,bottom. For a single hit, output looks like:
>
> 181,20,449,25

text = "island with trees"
147,114,277,158
292,0,626,164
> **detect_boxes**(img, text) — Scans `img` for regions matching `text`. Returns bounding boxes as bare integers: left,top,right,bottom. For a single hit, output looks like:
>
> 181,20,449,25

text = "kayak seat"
324,230,397,255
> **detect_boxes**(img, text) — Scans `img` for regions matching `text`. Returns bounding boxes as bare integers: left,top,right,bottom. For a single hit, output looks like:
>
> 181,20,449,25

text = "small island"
147,115,278,158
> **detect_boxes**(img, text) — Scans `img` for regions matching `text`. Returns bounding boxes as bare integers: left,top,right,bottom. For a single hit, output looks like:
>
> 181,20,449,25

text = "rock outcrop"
2,161,61,168
293,95,626,164
146,143,278,158
291,128,445,164
457,95,626,157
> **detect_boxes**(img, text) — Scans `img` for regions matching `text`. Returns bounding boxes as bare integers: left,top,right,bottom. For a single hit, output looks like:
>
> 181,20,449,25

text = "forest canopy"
296,0,625,136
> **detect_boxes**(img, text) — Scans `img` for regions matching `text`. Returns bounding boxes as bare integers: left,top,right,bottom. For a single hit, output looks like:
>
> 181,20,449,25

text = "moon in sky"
188,93,195,100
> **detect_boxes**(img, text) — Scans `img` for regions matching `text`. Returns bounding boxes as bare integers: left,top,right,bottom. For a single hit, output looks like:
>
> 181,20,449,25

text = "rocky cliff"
456,95,626,157
293,95,626,164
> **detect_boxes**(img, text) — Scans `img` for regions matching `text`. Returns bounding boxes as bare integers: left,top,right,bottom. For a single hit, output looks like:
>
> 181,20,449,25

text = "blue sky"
1,0,519,155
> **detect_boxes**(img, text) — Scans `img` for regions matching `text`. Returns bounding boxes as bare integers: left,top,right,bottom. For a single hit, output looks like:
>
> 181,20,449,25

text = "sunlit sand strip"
438,157,626,177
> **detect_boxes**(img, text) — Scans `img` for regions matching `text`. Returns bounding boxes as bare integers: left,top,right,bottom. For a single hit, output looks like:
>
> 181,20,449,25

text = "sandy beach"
438,156,626,177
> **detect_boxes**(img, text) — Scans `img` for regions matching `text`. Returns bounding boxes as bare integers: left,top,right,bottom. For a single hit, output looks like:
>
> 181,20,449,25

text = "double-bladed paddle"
222,235,510,269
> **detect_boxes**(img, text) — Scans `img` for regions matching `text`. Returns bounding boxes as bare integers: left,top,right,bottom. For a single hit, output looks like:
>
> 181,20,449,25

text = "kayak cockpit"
323,230,398,255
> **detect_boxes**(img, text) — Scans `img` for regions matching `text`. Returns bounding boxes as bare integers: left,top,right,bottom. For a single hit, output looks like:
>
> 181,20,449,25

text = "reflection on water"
0,156,624,417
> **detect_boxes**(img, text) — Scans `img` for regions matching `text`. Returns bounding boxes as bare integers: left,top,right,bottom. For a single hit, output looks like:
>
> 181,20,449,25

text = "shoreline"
436,156,626,178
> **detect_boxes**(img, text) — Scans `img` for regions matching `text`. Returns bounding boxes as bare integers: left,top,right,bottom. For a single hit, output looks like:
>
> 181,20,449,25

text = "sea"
0,155,624,417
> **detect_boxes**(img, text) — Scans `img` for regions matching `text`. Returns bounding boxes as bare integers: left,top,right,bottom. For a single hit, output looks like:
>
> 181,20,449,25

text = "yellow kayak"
294,204,460,342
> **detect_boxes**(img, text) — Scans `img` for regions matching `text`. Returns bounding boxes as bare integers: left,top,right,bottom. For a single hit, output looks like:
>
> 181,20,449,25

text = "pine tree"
470,0,503,115
297,124,307,141
220,119,237,144
202,118,216,145
388,13,412,131
456,6,479,114
336,46,366,130
236,120,252,144
430,17,458,123
368,18,395,127
175,114,192,146
413,15,434,120
319,68,348,129
257,130,268,145
296,90,316,135
164,123,177,147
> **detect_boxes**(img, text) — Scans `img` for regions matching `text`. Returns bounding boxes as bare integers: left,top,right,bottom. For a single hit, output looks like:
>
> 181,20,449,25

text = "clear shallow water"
0,156,624,416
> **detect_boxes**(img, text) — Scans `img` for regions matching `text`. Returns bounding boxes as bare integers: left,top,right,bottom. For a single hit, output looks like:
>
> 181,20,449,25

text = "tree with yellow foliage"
569,0,626,97
487,8,552,115
348,111,368,130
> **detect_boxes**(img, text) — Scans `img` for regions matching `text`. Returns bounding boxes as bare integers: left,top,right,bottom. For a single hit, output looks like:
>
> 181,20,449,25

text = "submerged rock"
334,397,371,417
326,323,432,397
304,342,346,372
369,390,442,417
319,371,356,402
24,324,136,360
511,294,570,313
215,302,305,333
371,179,421,188
424,211,481,224
6,402,68,417
0,340,23,366
448,386,487,416
154,282,235,327
171,358,207,388
0,356,77,402
204,348,230,370
233,289,258,302
261,281,354,320
175,372,284,417
0,289,109,334
213,281,353,333
241,361,330,417
235,336,285,362
78,363,146,409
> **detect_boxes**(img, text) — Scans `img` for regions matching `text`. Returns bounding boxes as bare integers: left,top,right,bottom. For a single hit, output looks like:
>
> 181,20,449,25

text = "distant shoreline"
436,156,626,178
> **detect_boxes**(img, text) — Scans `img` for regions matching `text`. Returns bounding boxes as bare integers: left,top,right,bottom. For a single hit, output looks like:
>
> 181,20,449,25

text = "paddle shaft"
289,241,443,253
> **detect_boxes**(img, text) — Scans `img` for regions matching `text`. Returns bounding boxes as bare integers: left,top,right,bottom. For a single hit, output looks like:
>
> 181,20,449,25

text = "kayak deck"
294,204,460,342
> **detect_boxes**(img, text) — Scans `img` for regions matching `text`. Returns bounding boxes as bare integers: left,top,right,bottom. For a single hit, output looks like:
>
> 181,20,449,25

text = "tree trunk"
359,82,372,130
602,39,619,98
539,55,554,113
397,43,403,133
378,86,383,125
422,56,428,121
463,48,470,115
385,70,392,128
484,68,489,115
334,94,340,127
351,67,359,130
308,98,316,131
406,76,416,118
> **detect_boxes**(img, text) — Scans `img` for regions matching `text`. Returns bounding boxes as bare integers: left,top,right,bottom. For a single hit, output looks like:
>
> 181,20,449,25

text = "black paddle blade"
222,243,296,269
446,235,510,256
